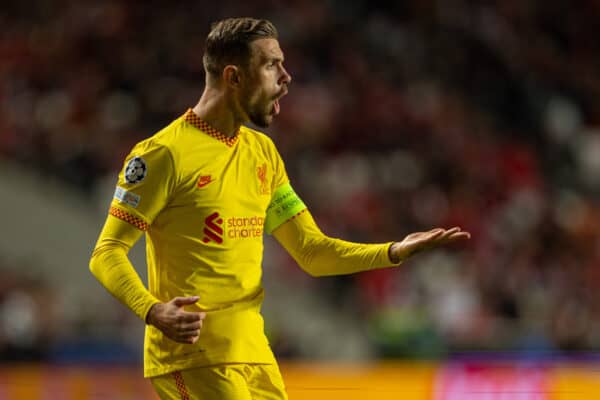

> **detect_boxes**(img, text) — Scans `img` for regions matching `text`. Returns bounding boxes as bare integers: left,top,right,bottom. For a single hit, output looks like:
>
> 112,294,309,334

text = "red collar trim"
183,109,239,147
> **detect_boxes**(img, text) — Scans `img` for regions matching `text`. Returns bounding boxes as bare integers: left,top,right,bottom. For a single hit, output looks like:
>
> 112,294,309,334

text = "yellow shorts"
150,363,288,400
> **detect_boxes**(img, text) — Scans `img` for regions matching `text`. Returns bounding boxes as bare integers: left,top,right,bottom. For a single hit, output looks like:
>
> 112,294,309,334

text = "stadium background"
1,0,600,398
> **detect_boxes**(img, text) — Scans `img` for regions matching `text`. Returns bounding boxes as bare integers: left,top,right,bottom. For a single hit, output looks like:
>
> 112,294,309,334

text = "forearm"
89,214,159,321
295,236,395,276
89,242,160,321
274,211,399,276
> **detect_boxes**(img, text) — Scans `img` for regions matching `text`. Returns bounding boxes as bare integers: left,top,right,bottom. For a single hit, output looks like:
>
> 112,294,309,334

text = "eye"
267,59,283,69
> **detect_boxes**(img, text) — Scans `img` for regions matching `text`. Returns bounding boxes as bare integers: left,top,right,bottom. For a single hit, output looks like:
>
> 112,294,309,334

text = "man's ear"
223,65,241,88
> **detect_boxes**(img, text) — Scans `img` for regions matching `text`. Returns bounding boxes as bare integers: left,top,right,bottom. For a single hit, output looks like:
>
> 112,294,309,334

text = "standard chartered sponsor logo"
202,213,264,243
226,216,264,239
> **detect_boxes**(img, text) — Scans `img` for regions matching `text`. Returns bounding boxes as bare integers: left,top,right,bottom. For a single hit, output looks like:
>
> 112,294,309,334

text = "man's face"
239,38,291,128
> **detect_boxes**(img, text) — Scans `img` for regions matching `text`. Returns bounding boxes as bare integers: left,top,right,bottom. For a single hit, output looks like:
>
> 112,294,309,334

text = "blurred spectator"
0,266,55,361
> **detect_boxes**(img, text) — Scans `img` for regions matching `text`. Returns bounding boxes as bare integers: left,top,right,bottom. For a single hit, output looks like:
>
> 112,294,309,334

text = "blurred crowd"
2,0,600,361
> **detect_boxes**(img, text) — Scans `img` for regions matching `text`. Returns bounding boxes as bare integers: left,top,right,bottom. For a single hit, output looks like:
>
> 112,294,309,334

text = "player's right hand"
146,296,206,344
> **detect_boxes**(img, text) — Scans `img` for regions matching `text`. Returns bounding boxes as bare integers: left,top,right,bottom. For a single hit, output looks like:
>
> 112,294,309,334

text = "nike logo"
197,175,214,188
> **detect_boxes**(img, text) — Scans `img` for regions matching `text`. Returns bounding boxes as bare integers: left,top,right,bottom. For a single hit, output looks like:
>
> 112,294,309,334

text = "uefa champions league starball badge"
124,156,147,184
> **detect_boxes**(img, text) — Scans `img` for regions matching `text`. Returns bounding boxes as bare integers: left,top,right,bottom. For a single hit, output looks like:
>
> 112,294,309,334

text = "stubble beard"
242,83,278,128
248,109,273,128
245,96,274,128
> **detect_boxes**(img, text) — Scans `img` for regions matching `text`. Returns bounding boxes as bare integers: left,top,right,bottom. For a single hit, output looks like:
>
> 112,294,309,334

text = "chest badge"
257,163,270,195
197,175,214,188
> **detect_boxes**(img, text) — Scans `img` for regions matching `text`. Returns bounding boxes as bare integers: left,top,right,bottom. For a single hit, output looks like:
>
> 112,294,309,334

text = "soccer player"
89,17,470,400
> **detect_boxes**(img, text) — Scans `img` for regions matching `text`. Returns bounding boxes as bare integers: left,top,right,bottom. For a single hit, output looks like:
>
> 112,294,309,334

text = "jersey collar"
183,109,239,147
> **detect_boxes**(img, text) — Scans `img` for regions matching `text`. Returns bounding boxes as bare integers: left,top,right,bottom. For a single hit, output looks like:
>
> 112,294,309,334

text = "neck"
192,86,243,138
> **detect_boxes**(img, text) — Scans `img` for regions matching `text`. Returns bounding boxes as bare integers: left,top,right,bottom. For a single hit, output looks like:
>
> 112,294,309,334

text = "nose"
279,65,291,86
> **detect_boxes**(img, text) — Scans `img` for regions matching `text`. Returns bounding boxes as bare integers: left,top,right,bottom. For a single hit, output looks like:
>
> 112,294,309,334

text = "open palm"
390,227,470,262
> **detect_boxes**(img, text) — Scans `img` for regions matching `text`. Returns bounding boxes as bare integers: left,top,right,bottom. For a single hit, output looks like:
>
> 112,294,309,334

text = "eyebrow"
264,55,284,64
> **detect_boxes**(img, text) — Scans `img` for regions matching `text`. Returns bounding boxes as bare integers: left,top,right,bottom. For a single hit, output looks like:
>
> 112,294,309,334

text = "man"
89,17,470,400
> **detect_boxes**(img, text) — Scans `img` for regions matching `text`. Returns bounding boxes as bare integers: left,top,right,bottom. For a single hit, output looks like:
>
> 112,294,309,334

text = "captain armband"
264,183,307,234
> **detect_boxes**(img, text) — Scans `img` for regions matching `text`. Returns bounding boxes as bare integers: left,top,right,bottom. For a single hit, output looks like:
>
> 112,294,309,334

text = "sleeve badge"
124,156,147,184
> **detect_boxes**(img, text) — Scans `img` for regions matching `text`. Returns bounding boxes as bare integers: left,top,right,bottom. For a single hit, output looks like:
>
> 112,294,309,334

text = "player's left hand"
389,227,470,263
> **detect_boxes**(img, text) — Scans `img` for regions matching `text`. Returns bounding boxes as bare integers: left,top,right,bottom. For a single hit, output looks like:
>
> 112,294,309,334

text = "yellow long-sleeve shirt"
90,109,399,378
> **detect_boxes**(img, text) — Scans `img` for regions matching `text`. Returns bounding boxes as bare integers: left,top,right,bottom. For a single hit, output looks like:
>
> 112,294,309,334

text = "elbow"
302,266,321,278
297,258,326,277
289,252,320,277
292,238,330,277
287,247,318,276
89,251,101,279
89,242,128,281
89,245,114,279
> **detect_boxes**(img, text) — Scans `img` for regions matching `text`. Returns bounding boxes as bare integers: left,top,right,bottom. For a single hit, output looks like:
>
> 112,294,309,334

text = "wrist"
388,242,401,264
145,302,162,325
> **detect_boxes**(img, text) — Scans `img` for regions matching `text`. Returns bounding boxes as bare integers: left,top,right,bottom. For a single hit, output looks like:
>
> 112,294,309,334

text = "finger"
172,296,200,307
436,227,462,239
437,232,470,245
177,329,199,339
174,334,199,344
447,231,471,240
180,328,201,337
177,311,203,323
426,228,445,239
178,332,200,343
443,227,462,235
179,321,201,331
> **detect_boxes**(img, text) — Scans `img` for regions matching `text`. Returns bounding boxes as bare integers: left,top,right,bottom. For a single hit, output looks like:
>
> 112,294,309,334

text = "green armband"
265,183,307,234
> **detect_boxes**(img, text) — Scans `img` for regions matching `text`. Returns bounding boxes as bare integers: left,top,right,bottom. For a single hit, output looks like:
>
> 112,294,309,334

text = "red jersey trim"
172,371,190,400
183,109,239,147
287,209,307,223
109,206,149,231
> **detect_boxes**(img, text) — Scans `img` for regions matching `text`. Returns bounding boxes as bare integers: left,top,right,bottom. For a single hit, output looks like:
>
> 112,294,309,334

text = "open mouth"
271,89,287,116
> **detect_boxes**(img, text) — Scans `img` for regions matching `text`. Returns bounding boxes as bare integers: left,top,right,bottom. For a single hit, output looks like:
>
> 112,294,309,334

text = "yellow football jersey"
109,109,303,377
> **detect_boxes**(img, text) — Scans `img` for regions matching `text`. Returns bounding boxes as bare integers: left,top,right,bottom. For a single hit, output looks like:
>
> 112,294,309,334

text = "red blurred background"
1,0,600,398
